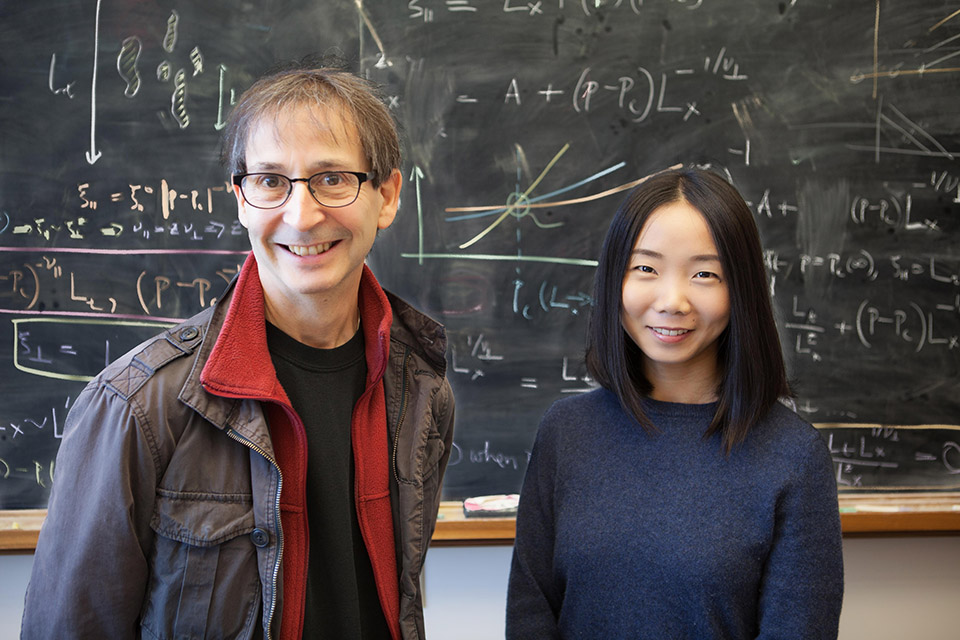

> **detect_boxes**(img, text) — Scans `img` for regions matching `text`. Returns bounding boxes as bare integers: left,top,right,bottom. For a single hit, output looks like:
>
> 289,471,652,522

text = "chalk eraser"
462,494,520,518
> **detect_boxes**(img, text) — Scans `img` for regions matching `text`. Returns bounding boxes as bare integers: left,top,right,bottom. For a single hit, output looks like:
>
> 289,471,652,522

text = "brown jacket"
22,260,455,639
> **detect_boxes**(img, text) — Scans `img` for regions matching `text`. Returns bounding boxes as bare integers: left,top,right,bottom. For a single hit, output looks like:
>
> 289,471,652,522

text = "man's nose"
283,181,325,229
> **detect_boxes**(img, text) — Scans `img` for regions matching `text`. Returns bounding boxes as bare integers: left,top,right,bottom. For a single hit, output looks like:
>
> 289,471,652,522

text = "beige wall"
839,536,960,640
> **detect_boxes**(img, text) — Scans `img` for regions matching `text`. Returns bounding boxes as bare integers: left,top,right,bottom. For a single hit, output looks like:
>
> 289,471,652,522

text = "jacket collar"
383,290,447,377
198,254,393,401
199,253,286,403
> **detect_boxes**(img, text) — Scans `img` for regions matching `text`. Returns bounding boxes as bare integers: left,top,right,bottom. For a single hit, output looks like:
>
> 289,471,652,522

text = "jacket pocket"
421,431,445,480
396,427,445,486
141,491,262,640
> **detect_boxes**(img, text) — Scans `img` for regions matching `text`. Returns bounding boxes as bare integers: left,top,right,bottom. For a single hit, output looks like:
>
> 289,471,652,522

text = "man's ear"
233,182,251,229
376,168,402,230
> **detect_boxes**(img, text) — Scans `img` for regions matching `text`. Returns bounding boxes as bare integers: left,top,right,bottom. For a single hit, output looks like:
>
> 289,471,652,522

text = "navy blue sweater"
506,389,843,639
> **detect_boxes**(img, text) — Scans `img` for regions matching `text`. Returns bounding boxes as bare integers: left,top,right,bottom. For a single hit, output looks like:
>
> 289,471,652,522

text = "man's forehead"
247,102,361,150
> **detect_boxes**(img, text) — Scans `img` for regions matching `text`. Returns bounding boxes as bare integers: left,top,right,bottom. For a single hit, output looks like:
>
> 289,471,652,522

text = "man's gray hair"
221,65,401,187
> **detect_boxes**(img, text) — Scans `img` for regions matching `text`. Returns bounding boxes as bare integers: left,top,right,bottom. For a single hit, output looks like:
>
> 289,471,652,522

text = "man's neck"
264,288,361,349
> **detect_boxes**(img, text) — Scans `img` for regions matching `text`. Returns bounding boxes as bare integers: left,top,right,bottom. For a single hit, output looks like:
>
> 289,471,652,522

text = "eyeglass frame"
232,170,378,209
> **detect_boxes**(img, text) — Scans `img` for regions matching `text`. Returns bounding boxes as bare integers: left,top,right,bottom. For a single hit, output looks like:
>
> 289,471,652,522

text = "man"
22,66,455,640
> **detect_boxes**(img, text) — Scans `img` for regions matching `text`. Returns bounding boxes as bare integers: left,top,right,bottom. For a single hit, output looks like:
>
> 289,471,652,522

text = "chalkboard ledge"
836,493,960,534
0,510,45,552
3,496,960,551
433,495,960,544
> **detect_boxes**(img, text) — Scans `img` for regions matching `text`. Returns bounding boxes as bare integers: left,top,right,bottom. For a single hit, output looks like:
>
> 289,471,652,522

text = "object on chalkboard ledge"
462,494,520,518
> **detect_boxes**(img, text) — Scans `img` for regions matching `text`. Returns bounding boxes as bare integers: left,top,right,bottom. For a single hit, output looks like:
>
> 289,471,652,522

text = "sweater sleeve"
505,414,563,640
21,383,158,639
756,431,844,639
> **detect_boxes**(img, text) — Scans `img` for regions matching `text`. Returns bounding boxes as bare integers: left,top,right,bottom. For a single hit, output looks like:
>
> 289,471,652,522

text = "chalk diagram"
401,142,679,267
843,99,960,162
55,5,210,165
846,6,960,161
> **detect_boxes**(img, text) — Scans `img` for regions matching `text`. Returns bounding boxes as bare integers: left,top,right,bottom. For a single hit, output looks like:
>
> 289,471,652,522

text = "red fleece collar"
201,254,392,399
200,253,287,402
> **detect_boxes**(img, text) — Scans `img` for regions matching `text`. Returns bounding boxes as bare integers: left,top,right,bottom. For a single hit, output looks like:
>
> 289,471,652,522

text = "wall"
3,537,959,639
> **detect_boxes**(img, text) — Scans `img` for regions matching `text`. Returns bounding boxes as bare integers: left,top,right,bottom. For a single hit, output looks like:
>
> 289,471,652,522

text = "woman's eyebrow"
631,249,720,262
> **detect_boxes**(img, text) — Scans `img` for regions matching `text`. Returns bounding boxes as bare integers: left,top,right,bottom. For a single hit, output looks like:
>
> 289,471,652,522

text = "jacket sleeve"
506,416,562,640
426,376,455,539
756,432,844,639
21,382,159,639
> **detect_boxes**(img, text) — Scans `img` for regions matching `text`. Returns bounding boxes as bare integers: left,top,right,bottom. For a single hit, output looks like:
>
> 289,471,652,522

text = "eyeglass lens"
241,172,362,208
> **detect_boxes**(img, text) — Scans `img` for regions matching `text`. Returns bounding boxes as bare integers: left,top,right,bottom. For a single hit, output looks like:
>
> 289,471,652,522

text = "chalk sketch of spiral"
171,68,190,129
117,36,142,98
163,10,179,53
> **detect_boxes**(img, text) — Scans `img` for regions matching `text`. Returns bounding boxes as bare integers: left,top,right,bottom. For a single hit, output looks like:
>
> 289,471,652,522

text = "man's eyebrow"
245,160,346,173
246,161,284,172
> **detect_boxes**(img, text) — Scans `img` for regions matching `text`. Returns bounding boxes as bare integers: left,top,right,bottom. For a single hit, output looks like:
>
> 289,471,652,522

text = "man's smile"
286,241,337,256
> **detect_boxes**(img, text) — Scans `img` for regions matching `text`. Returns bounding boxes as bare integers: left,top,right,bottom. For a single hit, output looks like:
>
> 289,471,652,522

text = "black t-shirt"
266,322,391,640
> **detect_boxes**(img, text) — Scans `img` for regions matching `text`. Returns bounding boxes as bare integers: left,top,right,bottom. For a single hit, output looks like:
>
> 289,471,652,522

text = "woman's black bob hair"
585,167,790,451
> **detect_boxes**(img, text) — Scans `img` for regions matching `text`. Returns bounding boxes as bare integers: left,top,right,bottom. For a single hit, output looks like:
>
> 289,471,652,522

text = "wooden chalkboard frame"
3,493,960,551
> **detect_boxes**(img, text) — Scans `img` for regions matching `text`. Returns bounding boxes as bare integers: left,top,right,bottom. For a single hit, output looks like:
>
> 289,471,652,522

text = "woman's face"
620,199,731,401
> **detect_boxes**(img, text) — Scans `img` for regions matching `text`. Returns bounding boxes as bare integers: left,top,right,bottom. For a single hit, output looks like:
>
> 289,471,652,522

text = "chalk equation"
449,332,595,392
13,318,173,381
0,458,56,489
824,425,960,490
766,251,960,288
783,292,959,362
749,178,954,233
2,397,71,443
443,56,746,125
0,178,240,245
407,0,706,24
0,250,245,319
0,397,68,488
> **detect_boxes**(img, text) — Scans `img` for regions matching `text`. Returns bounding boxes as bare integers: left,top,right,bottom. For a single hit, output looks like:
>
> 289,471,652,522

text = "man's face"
233,105,400,322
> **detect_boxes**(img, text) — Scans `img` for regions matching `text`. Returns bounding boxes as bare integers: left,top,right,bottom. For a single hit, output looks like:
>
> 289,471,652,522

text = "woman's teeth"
652,328,690,336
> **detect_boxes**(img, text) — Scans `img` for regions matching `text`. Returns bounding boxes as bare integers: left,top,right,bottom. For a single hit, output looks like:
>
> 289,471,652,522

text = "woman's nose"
653,281,691,315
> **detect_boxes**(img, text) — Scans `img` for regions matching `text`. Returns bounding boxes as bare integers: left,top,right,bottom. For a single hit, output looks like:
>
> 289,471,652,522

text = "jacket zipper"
392,347,412,485
226,427,284,640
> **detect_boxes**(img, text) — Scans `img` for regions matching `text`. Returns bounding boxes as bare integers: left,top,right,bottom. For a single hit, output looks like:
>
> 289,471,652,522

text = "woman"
506,168,843,639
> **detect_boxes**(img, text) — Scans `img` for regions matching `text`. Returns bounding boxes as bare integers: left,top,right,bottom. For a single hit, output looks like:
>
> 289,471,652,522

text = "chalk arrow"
215,64,229,130
409,166,425,265
85,0,103,164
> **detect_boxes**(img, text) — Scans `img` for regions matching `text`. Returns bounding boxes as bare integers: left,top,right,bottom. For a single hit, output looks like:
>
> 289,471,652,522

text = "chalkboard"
2,0,959,510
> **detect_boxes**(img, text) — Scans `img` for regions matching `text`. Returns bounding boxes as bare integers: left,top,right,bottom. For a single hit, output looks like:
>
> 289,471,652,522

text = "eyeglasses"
232,170,377,209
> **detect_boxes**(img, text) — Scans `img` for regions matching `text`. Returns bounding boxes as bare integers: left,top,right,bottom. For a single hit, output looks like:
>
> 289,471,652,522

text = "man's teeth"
288,242,332,256
653,328,689,336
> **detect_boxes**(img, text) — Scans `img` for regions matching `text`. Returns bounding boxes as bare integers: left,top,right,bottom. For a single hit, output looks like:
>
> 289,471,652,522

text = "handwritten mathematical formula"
407,0,706,24
450,333,595,393
826,425,960,490
0,252,244,318
13,318,173,381
0,178,240,245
